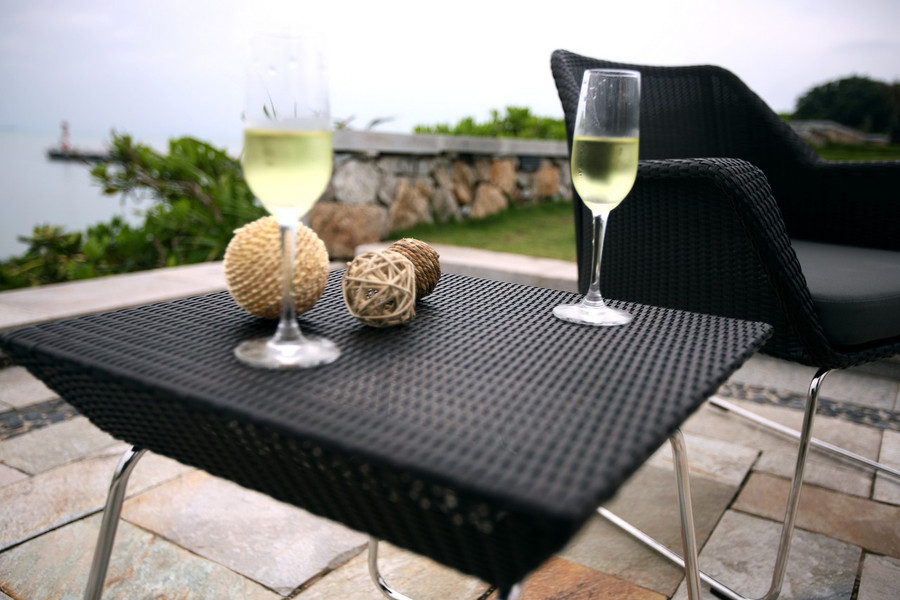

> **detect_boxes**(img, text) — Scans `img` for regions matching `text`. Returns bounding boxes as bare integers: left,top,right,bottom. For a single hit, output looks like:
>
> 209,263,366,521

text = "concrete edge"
0,247,578,332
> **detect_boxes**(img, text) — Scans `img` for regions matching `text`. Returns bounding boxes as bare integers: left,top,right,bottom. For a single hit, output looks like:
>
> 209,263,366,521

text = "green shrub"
415,106,566,140
0,134,264,290
794,76,895,134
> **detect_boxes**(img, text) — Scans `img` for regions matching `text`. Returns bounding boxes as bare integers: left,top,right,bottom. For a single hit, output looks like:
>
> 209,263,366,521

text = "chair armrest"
785,160,900,251
593,157,838,366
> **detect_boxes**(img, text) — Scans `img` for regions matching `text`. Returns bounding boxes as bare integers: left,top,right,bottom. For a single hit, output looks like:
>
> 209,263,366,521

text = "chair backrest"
551,50,819,205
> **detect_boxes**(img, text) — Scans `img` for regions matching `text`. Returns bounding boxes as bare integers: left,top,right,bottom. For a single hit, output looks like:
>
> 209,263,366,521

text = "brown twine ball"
224,216,329,319
342,250,416,327
388,238,441,299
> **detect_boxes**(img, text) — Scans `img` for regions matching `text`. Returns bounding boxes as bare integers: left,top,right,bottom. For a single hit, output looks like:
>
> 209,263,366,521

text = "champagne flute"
554,69,640,326
235,32,340,368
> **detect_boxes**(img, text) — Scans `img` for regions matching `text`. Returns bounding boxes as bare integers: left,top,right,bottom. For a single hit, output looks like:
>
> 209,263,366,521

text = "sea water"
0,129,148,260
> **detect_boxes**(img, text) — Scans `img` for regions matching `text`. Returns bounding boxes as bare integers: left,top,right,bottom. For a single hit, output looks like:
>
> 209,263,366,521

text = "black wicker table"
0,271,770,598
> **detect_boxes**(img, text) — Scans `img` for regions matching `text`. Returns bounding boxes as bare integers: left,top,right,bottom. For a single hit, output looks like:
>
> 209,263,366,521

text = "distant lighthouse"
47,122,108,162
59,121,72,152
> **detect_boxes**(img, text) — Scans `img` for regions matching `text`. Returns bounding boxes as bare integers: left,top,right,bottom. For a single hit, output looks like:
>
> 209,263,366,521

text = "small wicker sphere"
224,216,329,319
388,238,441,299
342,250,416,327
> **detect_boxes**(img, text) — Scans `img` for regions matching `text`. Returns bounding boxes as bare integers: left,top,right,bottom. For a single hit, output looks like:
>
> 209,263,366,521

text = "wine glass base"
553,302,633,327
235,335,340,369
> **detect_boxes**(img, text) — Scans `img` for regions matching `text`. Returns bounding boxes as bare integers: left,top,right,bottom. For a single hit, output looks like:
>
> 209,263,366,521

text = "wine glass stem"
273,222,304,344
584,212,609,306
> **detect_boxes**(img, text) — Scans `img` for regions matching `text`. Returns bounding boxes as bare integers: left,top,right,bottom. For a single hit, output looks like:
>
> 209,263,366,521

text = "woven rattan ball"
342,250,416,327
224,216,329,319
388,238,441,299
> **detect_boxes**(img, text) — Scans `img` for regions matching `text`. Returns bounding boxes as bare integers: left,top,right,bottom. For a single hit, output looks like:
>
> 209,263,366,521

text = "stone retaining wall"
309,130,571,258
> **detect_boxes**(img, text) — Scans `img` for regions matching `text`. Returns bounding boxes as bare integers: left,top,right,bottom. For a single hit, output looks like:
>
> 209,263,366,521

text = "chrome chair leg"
709,374,899,478
367,537,523,600
84,446,147,600
599,368,829,600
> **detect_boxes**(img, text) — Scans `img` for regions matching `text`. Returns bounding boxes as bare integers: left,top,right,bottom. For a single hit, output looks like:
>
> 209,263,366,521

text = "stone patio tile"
0,366,57,410
0,463,26,488
820,368,900,411
484,556,664,600
684,399,878,497
728,354,899,410
873,429,900,505
857,553,900,600
734,471,900,558
559,463,738,597
296,540,489,599
670,510,860,600
0,513,278,600
123,470,368,596
726,354,817,395
0,451,192,551
0,416,121,474
644,431,759,487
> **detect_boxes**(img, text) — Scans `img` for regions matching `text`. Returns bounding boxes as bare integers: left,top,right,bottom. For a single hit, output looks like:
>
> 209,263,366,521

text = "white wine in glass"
241,129,333,220
235,32,340,368
554,69,640,326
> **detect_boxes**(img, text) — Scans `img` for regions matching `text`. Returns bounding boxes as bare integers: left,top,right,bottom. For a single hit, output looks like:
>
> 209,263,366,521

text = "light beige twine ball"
342,250,416,327
224,216,329,319
388,238,441,299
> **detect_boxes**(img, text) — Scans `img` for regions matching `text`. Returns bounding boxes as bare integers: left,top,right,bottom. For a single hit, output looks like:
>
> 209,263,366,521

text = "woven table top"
0,271,771,588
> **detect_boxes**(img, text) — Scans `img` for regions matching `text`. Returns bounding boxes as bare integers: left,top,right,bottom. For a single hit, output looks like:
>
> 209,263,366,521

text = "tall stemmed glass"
554,69,640,326
235,32,340,368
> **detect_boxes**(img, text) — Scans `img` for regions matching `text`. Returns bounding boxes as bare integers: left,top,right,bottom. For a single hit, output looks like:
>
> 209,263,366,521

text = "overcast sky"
2,0,898,148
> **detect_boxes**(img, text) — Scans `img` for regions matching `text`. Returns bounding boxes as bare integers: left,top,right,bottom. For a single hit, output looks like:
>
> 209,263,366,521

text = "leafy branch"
0,134,265,290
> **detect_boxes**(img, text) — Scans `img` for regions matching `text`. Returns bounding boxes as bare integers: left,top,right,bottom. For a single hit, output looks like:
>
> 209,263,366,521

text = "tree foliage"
414,106,566,140
0,134,263,290
794,76,896,134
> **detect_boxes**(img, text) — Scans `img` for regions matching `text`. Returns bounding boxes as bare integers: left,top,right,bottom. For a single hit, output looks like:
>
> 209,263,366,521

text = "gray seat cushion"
792,240,900,347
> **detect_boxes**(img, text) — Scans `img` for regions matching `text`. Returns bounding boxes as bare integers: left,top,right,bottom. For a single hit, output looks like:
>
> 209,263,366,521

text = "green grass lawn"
812,143,900,161
390,200,578,262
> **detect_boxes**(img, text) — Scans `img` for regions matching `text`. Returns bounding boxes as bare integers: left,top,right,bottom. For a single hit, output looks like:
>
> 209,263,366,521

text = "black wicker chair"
551,49,900,599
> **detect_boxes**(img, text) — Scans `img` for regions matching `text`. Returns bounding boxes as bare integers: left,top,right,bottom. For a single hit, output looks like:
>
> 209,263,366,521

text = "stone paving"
1,254,899,599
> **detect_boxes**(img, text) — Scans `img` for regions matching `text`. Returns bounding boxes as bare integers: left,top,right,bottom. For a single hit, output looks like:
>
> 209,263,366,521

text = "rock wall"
309,131,570,258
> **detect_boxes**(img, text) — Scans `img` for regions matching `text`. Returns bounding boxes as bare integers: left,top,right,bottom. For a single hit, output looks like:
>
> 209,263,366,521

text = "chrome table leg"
496,583,523,600
670,429,702,600
84,446,147,600
598,368,829,600
368,537,415,600
367,537,523,600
